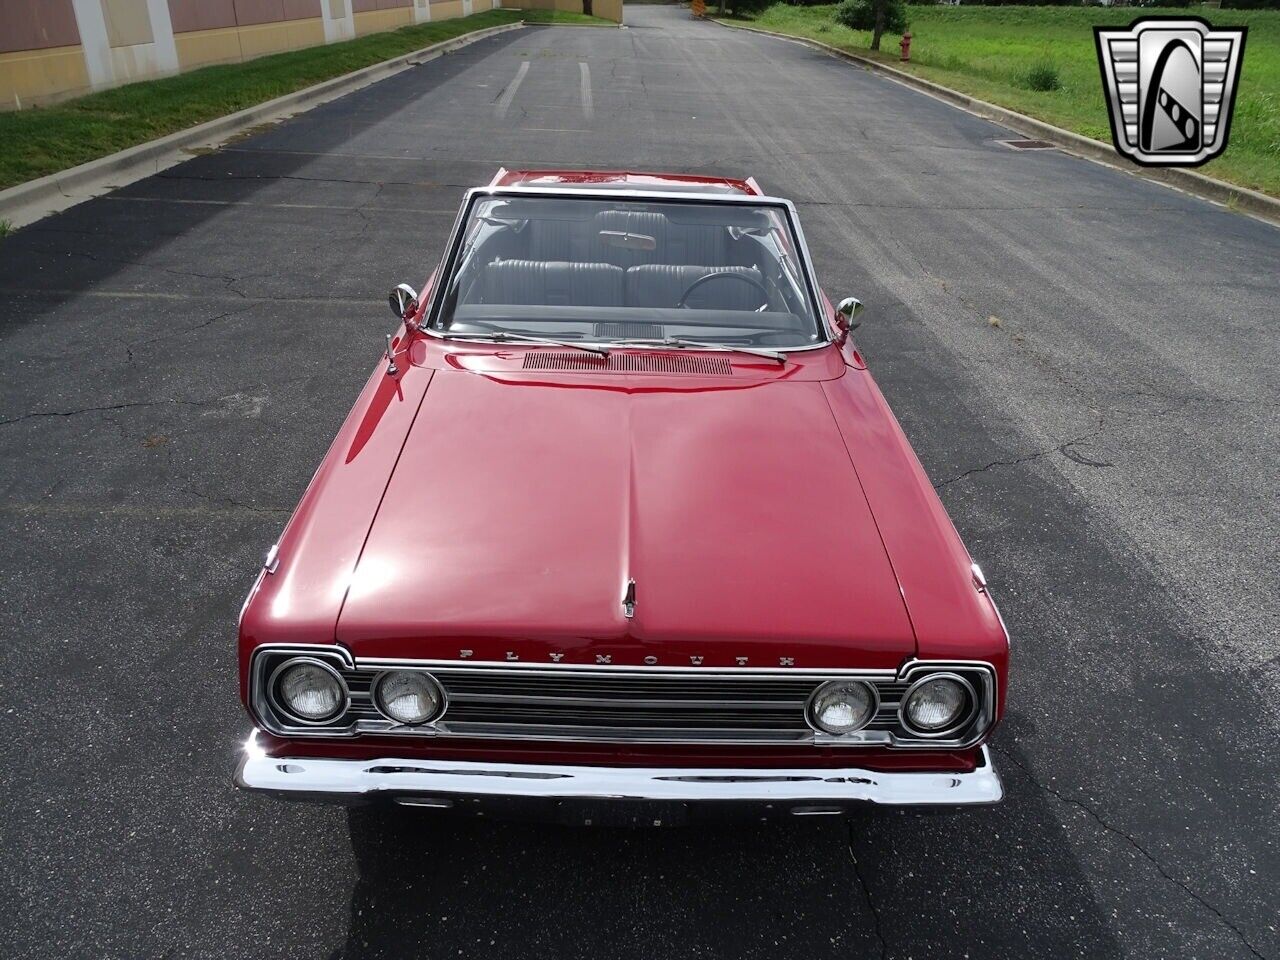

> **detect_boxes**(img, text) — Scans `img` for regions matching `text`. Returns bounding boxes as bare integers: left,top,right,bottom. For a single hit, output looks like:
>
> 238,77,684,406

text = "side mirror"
389,283,419,321
837,297,864,332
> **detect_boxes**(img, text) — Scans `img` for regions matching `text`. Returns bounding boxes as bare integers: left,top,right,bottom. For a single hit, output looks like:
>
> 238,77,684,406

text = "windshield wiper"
440,330,610,357
623,337,786,364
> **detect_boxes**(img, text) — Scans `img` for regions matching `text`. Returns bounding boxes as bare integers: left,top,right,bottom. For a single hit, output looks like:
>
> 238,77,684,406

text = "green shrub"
1026,62,1061,92
834,0,907,33
727,0,771,13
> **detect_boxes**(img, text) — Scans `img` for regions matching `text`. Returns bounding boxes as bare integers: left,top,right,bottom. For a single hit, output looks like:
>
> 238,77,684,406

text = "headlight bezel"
371,669,447,726
897,671,978,738
805,679,880,736
268,656,350,726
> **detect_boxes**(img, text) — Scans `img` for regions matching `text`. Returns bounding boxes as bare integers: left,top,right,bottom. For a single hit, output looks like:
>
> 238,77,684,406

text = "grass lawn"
717,5,1280,198
0,9,609,192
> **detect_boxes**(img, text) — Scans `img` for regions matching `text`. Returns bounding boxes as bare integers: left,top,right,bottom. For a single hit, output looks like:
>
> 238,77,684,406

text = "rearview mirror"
599,229,657,251
837,297,864,331
389,283,419,321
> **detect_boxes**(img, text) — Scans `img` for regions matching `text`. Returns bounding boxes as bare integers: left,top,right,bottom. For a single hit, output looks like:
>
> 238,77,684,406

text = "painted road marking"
580,62,594,121
495,61,530,119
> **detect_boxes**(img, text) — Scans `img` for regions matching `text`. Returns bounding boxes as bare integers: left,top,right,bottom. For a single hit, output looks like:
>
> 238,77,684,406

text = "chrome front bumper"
235,734,1002,818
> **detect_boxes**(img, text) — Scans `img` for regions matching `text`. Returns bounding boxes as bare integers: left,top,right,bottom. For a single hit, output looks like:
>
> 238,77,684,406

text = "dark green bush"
1026,62,1061,92
959,0,1080,5
726,0,771,13
834,0,907,33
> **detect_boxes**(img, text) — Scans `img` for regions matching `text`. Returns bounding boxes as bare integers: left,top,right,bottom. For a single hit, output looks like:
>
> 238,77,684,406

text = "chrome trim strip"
352,657,898,678
235,733,1003,808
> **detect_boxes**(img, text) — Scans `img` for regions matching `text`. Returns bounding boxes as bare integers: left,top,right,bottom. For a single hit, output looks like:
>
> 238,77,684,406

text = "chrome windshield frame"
419,185,836,354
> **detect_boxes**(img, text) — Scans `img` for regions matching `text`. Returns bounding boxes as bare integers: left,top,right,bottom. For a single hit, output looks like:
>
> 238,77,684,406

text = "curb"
713,19,1280,227
0,21,525,230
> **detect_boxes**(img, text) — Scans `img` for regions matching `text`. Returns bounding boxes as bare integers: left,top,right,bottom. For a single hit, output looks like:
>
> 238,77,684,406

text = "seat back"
625,265,766,310
474,260,625,307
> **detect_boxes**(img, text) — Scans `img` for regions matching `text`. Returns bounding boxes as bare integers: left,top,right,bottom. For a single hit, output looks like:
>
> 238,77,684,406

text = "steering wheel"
675,271,771,310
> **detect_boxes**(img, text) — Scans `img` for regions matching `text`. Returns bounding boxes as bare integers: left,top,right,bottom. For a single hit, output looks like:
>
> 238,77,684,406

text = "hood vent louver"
522,352,735,375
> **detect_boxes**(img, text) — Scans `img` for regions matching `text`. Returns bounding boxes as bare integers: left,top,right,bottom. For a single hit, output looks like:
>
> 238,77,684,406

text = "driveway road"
1,8,1276,959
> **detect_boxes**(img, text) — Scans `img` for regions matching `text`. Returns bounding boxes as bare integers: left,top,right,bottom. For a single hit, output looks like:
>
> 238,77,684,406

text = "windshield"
429,195,824,349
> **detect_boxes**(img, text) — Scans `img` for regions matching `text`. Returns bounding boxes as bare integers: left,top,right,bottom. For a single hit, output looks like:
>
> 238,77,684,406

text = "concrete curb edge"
0,21,525,230
712,18,1279,227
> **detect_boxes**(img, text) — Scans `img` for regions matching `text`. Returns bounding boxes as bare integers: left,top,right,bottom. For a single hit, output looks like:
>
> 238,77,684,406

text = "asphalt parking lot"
2,7,1277,959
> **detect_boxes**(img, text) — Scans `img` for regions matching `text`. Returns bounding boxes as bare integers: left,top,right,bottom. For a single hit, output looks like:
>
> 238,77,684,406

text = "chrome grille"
250,647,995,749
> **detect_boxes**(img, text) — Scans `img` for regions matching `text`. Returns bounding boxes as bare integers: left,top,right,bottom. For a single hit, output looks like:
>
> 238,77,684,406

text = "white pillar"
146,0,179,76
322,0,356,42
70,0,113,89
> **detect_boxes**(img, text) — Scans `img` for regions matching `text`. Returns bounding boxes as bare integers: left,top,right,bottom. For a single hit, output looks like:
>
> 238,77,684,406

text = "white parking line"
579,62,594,121
495,61,530,119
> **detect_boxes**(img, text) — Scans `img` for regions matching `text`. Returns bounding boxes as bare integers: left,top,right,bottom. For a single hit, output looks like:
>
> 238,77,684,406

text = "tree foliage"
835,0,907,36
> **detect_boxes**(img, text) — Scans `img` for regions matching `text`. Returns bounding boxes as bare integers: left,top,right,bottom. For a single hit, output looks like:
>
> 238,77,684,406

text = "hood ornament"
622,579,636,619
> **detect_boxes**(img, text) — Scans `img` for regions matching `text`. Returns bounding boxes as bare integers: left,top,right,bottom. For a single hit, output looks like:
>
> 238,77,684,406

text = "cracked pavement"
1,8,1276,959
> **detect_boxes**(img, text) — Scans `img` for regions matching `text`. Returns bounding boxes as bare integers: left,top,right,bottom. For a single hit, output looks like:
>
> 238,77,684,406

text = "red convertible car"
235,170,1009,821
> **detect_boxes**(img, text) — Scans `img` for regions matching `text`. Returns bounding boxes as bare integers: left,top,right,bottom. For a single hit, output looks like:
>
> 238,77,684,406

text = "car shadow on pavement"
335,734,1121,960
0,33,527,339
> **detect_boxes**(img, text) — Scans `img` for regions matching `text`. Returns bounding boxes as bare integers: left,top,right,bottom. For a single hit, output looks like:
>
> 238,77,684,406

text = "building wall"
0,0,515,110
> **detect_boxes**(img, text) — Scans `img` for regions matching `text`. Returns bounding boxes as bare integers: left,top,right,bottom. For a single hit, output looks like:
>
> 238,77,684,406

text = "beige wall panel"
352,8,413,35
173,16,324,71
285,17,326,48
237,20,296,58
173,28,245,70
103,0,157,47
428,0,464,19
0,45,91,108
593,0,622,23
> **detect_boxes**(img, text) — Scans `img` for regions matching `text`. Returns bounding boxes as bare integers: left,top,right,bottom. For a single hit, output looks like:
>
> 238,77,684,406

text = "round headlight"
807,680,877,735
274,659,347,723
901,674,971,734
374,671,444,725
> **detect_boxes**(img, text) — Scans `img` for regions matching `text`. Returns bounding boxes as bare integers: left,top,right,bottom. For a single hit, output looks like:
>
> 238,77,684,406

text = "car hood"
336,369,916,668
